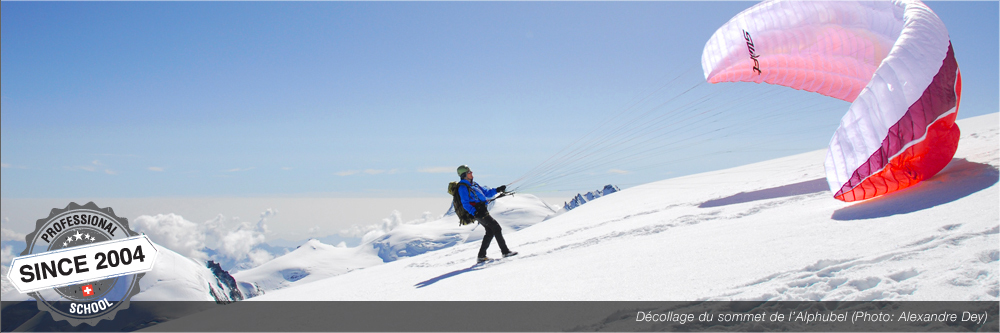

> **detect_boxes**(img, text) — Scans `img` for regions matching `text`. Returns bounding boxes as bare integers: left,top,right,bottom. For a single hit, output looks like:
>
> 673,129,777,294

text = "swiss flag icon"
81,284,94,297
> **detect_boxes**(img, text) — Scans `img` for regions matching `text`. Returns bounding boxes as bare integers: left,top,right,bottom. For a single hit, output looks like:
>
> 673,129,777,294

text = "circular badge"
13,202,154,326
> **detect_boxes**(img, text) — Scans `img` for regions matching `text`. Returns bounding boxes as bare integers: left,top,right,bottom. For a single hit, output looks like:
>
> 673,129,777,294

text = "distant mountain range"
0,187,622,305
233,193,559,297
563,185,620,211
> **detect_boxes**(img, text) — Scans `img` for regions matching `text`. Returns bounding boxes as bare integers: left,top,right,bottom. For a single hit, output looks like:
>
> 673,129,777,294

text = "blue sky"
2,1,998,200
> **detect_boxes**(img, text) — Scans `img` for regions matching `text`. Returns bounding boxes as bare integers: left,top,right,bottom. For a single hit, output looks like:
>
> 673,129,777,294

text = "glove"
496,185,507,193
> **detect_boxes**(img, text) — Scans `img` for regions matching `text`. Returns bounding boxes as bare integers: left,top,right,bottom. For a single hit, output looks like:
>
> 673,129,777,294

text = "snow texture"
233,194,557,296
2,114,995,305
0,245,243,303
247,113,998,302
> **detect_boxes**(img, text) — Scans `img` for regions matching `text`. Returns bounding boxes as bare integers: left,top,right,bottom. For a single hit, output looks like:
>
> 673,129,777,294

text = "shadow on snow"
698,178,829,208
832,159,999,220
415,263,489,288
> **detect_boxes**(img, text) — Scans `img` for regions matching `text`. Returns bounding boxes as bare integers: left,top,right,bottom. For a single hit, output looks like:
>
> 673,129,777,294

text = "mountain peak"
563,185,620,211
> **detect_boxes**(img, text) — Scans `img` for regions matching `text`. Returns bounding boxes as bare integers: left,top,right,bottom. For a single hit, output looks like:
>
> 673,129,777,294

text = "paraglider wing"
702,0,961,202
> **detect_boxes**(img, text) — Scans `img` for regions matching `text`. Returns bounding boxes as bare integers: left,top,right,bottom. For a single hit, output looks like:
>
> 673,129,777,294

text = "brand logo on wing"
743,30,762,75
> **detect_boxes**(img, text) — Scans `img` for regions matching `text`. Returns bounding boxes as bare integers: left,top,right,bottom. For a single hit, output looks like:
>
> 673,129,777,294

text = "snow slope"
0,245,247,332
232,194,557,295
132,246,243,303
374,193,557,261
0,244,243,303
250,113,998,302
232,239,383,296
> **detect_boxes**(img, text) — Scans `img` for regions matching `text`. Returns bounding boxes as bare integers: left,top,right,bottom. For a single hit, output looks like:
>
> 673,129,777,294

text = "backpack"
448,181,477,226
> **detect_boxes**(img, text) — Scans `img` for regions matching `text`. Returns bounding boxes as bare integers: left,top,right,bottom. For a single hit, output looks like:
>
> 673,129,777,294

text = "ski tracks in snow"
518,190,824,257
401,191,805,276
706,224,1000,301
405,185,828,285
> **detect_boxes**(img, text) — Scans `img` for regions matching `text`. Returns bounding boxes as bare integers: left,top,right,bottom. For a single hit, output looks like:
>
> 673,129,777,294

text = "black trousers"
474,203,510,258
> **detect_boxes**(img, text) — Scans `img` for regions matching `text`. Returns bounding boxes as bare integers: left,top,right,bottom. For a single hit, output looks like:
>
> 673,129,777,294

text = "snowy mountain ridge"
0,239,245,304
0,246,248,332
233,193,558,296
200,242,295,273
563,184,621,211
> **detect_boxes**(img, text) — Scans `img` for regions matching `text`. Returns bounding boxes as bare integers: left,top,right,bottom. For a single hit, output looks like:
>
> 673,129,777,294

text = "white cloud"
281,167,293,171
338,210,403,239
94,153,140,158
65,165,97,172
415,211,434,224
337,169,402,176
134,209,276,266
1,163,27,169
201,214,227,248
63,160,110,172
1,225,26,242
133,214,209,260
419,167,454,174
148,167,165,172
338,210,435,242
336,170,359,176
225,167,254,172
259,208,278,220
608,169,631,175
218,227,265,260
203,209,272,264
1,245,14,266
246,249,274,266
257,208,276,233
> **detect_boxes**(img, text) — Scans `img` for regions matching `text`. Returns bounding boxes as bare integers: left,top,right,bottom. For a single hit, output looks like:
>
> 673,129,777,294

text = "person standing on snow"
456,165,518,262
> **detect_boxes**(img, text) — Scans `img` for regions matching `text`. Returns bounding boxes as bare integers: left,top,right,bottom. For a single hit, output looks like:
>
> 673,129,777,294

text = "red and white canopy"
702,0,962,202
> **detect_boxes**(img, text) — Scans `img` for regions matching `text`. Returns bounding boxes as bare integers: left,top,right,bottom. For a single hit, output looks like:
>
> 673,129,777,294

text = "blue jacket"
457,179,497,216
